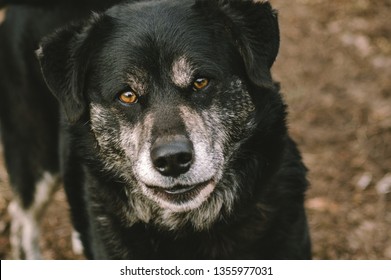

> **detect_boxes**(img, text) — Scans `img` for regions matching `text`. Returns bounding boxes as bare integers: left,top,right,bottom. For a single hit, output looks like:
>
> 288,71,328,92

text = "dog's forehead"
105,0,222,57
92,1,231,92
108,0,198,36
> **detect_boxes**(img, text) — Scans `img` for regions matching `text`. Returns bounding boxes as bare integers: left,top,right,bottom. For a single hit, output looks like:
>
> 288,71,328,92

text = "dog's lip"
142,179,217,209
161,184,198,194
147,180,213,196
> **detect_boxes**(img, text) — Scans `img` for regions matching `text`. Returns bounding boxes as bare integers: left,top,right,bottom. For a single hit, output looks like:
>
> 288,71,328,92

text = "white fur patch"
8,172,60,259
171,56,194,88
71,230,84,255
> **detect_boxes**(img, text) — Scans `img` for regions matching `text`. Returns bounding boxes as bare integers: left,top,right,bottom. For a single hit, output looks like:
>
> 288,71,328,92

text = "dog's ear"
37,14,102,123
195,0,279,89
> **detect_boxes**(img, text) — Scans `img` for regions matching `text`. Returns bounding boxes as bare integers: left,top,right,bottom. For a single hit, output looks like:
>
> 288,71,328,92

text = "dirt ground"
0,0,390,260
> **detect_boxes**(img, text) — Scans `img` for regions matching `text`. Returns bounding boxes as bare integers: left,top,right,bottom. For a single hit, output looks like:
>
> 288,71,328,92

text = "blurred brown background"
1,0,390,259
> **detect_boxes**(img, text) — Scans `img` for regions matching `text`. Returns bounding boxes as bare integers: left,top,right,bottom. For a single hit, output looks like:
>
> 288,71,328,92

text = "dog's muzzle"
137,133,218,211
146,135,215,205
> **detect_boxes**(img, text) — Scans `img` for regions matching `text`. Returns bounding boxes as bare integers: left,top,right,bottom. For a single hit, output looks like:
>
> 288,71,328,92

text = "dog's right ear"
194,0,279,90
37,15,102,123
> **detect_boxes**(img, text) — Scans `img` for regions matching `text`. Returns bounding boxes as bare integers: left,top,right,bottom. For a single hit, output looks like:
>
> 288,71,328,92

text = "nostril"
150,136,194,177
177,152,193,166
154,157,168,170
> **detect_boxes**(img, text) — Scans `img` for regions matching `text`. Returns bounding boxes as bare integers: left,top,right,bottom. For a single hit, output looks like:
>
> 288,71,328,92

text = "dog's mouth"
157,184,200,195
145,179,215,206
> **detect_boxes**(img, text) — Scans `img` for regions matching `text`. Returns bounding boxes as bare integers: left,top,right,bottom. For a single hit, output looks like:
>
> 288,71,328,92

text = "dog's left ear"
37,14,106,123
195,0,279,89
37,23,86,123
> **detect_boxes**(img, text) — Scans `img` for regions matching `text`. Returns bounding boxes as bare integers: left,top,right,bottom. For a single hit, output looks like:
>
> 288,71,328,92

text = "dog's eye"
192,78,209,91
118,91,138,104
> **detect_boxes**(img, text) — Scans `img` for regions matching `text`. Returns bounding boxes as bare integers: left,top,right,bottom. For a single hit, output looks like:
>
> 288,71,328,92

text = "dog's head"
38,0,282,230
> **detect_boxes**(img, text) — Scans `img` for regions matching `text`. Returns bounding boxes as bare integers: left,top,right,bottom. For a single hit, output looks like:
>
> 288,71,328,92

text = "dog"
0,0,311,259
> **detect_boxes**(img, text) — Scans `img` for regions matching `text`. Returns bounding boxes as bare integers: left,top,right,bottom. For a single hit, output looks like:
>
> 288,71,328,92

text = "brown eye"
192,78,209,91
118,91,138,104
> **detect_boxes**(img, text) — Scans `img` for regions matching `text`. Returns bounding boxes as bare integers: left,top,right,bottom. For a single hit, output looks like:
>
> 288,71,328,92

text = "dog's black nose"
151,135,194,177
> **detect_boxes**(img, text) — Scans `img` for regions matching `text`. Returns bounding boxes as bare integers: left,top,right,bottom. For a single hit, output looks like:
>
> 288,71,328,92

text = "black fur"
0,0,311,259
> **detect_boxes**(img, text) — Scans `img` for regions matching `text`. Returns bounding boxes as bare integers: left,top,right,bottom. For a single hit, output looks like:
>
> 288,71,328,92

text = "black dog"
0,0,311,259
